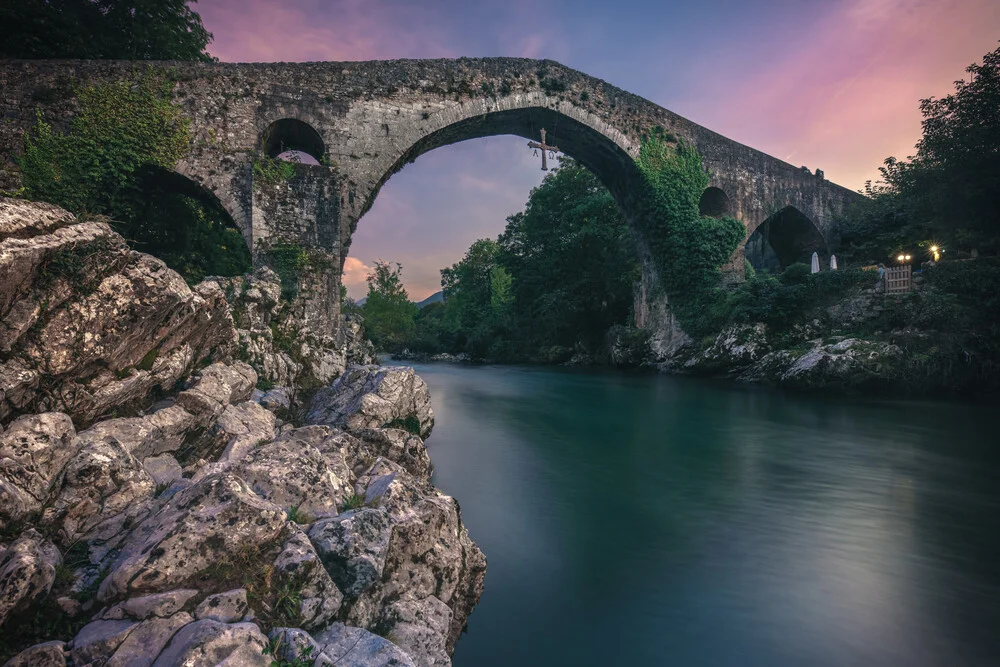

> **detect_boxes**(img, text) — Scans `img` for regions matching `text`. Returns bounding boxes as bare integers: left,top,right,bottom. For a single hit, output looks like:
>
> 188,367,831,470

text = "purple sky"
195,0,1000,300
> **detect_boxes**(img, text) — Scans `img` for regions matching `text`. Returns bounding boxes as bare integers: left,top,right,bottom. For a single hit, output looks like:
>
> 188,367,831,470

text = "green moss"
137,348,159,371
252,155,297,186
383,415,421,436
632,135,745,336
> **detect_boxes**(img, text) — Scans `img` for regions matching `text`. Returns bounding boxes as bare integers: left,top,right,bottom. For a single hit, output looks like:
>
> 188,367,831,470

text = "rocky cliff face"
0,199,484,667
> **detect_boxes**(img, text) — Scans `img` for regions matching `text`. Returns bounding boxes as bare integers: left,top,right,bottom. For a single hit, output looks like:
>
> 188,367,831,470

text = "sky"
196,0,1000,300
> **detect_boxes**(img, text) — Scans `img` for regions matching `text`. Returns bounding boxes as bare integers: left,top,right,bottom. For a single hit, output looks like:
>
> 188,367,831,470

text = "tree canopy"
1,0,214,61
840,44,1000,260
362,261,419,350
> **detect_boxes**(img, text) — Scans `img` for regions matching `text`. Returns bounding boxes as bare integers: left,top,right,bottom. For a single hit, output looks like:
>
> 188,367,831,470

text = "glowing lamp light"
897,254,905,261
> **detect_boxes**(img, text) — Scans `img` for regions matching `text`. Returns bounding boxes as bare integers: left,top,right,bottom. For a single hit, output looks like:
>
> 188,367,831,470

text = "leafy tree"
440,239,510,358
362,260,418,350
1,0,214,61
841,44,1000,260
497,158,640,353
15,73,250,284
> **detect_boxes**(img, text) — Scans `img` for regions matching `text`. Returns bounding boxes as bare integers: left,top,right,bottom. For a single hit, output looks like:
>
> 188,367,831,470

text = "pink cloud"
679,0,1000,190
198,0,457,62
341,256,371,299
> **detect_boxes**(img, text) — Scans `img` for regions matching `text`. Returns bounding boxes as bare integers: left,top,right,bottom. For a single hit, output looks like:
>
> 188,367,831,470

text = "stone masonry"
0,58,861,337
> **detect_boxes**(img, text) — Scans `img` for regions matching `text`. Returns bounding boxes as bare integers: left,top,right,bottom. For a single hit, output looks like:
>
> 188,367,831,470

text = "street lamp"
929,245,941,262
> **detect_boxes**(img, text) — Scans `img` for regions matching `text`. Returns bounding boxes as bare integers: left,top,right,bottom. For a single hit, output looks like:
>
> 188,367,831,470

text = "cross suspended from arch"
527,128,560,171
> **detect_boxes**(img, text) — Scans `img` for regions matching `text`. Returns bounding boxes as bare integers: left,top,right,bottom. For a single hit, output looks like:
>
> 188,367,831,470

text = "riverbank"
415,361,1000,667
0,198,484,666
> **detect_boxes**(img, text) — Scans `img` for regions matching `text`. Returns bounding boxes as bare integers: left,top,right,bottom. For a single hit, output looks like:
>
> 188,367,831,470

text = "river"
408,362,1000,667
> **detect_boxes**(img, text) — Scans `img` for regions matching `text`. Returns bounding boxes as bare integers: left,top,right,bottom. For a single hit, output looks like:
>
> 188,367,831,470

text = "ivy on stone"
633,134,745,335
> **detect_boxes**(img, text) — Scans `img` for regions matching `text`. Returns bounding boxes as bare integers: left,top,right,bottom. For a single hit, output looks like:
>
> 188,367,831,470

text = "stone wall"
0,57,862,335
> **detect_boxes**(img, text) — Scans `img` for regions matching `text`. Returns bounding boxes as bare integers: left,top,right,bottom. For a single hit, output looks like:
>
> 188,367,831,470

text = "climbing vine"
252,154,297,186
633,132,745,335
14,70,251,285
17,71,190,213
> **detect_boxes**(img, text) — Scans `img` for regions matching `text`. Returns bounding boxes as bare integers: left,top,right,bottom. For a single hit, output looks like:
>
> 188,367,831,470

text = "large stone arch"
335,92,643,265
0,57,866,335
744,206,829,271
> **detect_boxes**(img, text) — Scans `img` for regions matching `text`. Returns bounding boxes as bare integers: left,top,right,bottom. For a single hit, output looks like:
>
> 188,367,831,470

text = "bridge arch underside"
745,206,828,272
135,165,249,249
369,106,644,224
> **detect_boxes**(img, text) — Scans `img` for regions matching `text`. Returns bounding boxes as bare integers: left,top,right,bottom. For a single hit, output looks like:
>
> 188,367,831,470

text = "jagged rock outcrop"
0,197,483,667
307,366,434,439
210,268,375,390
0,529,61,627
0,198,236,427
0,413,77,530
666,324,903,391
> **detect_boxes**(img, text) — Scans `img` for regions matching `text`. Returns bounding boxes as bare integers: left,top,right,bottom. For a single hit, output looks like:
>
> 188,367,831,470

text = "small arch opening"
698,186,732,218
261,119,325,163
745,206,828,272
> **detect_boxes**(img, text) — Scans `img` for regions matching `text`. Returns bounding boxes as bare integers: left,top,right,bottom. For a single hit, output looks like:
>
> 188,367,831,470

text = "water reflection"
415,363,999,666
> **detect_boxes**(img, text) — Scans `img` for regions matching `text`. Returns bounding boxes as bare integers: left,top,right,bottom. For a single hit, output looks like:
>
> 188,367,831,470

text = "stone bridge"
0,58,861,337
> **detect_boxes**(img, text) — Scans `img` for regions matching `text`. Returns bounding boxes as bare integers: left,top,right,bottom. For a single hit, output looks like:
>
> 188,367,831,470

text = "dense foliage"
371,160,640,361
632,134,746,335
15,73,250,284
840,44,1000,261
362,261,419,350
1,0,214,60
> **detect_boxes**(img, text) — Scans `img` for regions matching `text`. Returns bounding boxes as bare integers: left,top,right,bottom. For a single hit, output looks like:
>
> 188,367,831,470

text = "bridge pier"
250,163,343,333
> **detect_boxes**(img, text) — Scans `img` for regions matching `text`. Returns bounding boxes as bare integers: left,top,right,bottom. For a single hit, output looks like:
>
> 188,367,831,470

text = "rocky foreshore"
0,198,485,667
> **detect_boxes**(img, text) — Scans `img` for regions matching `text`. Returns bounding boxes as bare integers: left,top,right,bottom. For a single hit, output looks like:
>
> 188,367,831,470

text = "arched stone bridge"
0,58,861,336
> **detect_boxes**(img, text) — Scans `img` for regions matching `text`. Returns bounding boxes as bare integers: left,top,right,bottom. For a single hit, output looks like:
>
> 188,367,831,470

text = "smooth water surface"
412,363,1000,667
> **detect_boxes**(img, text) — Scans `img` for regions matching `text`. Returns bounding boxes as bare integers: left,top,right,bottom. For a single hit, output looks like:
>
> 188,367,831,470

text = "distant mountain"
350,292,441,309
416,291,444,308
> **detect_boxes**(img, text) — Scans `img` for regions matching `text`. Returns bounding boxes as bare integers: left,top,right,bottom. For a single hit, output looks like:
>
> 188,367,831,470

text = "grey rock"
43,434,155,544
0,413,77,529
142,454,182,488
308,508,393,598
105,612,192,667
2,640,68,667
70,619,137,666
103,589,199,621
307,366,434,438
230,433,353,519
0,529,61,627
0,201,237,424
149,619,269,667
194,589,249,623
354,428,431,480
259,387,291,412
313,623,415,667
97,473,290,603
272,532,343,629
174,362,257,428
212,401,276,463
378,595,453,667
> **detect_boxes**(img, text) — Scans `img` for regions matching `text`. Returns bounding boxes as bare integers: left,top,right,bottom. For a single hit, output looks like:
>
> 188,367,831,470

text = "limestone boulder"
308,508,393,599
307,366,434,438
0,412,77,529
96,473,290,603
0,529,61,627
739,337,903,390
2,640,67,667
0,198,237,426
310,623,416,667
353,428,431,480
149,619,269,667
43,431,155,545
229,431,354,520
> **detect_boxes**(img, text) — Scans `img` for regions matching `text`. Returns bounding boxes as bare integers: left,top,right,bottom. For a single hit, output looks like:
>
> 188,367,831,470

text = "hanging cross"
527,128,560,171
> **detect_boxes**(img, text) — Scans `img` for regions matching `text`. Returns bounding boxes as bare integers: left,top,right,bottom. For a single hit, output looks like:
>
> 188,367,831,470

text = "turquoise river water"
410,362,1000,667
